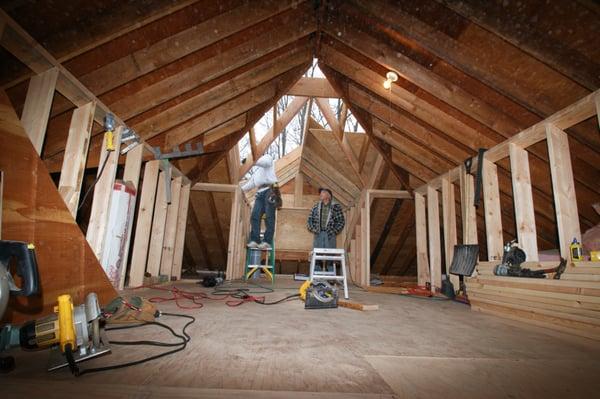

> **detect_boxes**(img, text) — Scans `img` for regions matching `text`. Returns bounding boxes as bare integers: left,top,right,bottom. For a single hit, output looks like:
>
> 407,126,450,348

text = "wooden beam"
415,192,430,286
57,102,95,217
146,171,169,276
287,77,338,98
128,160,160,287
227,144,240,183
85,127,123,260
315,97,366,185
482,159,503,261
20,68,58,154
191,183,237,192
546,124,581,260
441,176,459,289
427,186,442,292
509,144,538,261
160,176,183,276
367,189,412,200
248,127,258,161
239,96,308,177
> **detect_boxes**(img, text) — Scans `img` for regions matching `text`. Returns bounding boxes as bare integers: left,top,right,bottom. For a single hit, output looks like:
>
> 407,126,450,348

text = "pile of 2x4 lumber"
466,261,600,341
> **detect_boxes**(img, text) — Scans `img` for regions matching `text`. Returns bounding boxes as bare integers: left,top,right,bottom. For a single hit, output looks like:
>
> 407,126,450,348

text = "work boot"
258,242,271,250
247,241,259,249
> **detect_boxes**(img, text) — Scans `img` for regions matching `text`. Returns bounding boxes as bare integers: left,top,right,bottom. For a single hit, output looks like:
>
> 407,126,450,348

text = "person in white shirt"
241,154,279,250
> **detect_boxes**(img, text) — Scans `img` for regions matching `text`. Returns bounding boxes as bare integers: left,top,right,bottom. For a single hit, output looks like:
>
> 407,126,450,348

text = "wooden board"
0,90,115,323
338,299,379,311
275,208,314,252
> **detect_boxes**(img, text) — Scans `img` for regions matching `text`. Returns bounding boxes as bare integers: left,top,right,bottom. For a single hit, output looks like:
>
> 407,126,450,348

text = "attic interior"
0,0,599,397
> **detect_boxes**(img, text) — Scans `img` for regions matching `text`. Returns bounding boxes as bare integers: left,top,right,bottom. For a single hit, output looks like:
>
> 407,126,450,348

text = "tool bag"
103,296,159,324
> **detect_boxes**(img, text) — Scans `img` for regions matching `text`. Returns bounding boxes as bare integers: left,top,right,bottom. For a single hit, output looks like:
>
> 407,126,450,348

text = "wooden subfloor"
3,277,600,398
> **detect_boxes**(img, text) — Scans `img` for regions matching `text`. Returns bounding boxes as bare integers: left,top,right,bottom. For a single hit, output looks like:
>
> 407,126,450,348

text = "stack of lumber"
467,261,600,341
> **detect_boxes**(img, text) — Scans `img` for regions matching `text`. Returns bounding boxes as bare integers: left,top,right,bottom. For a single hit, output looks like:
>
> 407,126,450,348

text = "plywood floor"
3,277,600,398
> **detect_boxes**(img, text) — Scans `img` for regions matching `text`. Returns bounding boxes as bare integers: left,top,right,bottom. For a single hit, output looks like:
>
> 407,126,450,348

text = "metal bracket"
152,142,204,160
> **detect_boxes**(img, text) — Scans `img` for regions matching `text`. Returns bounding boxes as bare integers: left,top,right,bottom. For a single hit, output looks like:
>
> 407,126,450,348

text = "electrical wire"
68,313,195,377
77,150,110,212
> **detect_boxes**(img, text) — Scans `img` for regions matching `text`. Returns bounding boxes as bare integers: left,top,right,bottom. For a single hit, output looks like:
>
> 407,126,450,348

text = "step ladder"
309,248,349,299
244,246,275,284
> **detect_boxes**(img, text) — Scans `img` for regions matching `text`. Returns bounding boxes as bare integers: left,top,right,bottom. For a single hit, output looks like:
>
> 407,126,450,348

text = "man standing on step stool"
307,188,345,271
241,154,281,250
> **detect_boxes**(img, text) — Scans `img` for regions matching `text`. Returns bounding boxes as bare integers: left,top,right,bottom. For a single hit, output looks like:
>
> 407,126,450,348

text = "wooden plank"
0,90,115,323
287,77,338,98
294,171,304,207
367,189,412,200
365,190,371,287
482,159,503,261
459,165,478,245
427,186,442,291
123,145,144,189
415,192,430,286
225,188,242,280
57,101,95,217
509,144,538,261
338,300,379,311
0,170,2,238
248,127,258,161
441,176,459,289
19,67,58,154
85,126,123,260
160,176,183,276
191,183,237,192
546,124,581,261
128,160,160,287
146,171,169,276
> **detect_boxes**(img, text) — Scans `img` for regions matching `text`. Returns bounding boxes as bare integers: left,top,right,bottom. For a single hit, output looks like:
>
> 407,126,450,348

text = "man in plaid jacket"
307,188,345,252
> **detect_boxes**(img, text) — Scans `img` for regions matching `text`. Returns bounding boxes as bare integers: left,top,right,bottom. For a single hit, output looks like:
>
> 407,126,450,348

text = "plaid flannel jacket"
307,201,345,238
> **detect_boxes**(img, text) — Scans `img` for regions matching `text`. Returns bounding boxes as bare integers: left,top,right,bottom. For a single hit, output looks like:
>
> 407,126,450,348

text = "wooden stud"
546,124,581,260
509,143,538,261
355,221,363,286
146,171,169,276
160,176,183,276
294,171,304,207
415,192,430,286
128,160,160,287
427,186,442,292
0,171,3,239
226,187,242,280
459,165,478,245
85,126,122,260
58,101,95,217
20,67,58,154
360,201,369,287
365,190,371,286
441,176,459,289
248,127,258,161
123,144,144,189
595,93,600,130
482,159,503,261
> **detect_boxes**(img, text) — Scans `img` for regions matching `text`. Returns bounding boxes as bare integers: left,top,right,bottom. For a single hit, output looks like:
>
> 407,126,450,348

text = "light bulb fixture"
383,71,398,90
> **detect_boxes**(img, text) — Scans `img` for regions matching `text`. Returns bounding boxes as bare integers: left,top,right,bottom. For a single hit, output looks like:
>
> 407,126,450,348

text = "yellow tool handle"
105,130,115,152
55,294,76,353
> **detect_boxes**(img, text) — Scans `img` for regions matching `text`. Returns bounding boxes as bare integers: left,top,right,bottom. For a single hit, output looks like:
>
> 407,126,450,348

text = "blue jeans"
250,189,275,244
313,231,336,272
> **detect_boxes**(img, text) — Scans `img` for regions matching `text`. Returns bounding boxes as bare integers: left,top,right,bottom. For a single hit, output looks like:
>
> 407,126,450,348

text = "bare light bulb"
383,79,392,90
386,71,398,82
